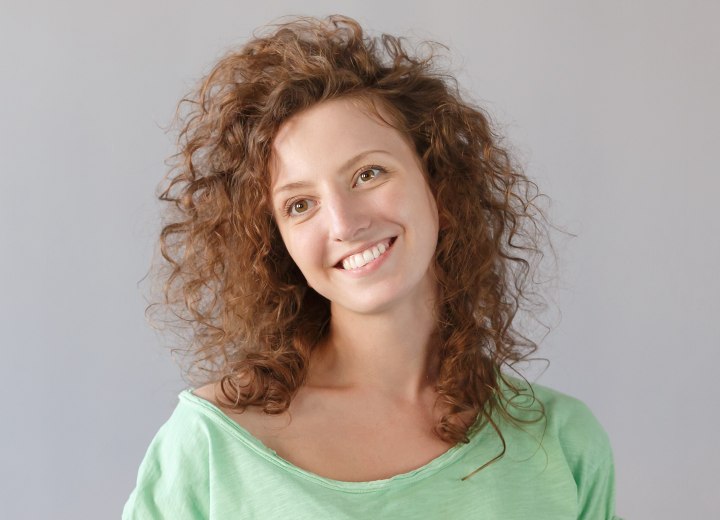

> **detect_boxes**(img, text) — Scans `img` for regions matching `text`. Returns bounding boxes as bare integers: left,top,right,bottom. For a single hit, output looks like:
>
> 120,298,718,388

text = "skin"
269,96,441,405
195,97,460,481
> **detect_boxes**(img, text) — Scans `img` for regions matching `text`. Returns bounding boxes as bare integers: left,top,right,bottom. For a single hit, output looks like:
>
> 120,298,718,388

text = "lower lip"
335,237,396,277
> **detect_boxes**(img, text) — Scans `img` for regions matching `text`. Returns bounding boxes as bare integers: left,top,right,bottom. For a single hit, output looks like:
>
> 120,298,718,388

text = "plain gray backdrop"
1,1,718,518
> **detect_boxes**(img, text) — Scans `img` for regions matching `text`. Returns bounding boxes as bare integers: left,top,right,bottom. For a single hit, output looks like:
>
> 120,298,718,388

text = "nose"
325,191,371,242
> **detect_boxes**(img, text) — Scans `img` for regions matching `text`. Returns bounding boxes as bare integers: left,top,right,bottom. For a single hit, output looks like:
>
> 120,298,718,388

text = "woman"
124,15,621,519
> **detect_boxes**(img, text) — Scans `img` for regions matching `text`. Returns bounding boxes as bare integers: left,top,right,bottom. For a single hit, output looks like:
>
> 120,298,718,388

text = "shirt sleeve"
560,397,622,520
122,404,210,520
575,437,622,520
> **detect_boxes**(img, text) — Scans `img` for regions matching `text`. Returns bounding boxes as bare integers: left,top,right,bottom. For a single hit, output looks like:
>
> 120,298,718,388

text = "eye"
354,165,386,186
284,198,316,217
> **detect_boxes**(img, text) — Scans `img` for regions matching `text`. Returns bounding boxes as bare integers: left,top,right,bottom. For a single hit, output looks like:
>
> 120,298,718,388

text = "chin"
318,266,436,316
328,286,412,316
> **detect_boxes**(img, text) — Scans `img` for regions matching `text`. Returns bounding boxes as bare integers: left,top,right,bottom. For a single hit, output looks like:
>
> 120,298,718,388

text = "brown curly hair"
156,14,554,479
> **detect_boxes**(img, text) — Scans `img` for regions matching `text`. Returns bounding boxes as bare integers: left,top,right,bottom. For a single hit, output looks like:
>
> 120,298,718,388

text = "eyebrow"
272,149,391,197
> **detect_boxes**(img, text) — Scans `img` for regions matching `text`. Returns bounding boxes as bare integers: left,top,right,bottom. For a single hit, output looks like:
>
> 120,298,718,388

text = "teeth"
341,239,391,270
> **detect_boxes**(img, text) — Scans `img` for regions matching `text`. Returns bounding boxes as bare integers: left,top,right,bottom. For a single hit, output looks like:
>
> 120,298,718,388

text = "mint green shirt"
123,379,621,519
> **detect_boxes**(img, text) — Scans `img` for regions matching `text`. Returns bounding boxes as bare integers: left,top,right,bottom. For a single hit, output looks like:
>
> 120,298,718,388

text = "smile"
338,237,396,271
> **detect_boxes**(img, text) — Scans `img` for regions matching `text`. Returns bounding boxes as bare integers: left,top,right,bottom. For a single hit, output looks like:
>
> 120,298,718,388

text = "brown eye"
359,170,374,182
355,166,385,186
286,198,316,217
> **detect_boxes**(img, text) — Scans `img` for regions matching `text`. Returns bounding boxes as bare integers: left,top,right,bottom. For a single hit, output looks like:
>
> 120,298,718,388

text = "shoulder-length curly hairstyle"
157,15,553,477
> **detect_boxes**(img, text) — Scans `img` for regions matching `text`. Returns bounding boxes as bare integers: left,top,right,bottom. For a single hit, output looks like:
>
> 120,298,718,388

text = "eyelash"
283,198,316,218
282,164,388,218
354,164,387,185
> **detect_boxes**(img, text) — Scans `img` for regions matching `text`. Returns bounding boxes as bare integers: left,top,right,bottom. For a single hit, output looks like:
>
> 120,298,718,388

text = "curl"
149,14,561,478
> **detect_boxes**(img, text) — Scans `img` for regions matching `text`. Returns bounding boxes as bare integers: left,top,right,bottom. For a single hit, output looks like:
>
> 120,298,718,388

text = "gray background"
1,1,718,518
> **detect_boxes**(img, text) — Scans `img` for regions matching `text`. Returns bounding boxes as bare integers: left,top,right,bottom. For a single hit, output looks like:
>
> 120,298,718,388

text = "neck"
306,278,440,404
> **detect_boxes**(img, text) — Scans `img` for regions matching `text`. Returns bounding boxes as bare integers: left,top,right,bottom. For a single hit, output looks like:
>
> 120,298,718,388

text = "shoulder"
193,375,256,411
501,375,611,451
500,379,615,519
500,376,620,519
129,390,215,481
122,390,218,519
193,381,222,406
530,380,613,467
532,381,609,440
497,376,616,482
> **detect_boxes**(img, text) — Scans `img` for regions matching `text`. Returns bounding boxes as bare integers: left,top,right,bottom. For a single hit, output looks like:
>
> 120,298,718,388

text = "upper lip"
333,237,395,267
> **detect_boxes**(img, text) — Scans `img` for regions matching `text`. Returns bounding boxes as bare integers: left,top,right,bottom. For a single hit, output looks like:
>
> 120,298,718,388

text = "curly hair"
155,14,554,479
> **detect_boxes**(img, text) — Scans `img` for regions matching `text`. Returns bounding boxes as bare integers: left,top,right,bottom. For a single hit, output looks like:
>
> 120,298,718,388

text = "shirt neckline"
180,388,491,493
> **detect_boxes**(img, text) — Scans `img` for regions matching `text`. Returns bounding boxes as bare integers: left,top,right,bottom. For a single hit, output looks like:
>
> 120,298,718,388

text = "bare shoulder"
192,371,254,408
192,381,224,406
191,378,292,441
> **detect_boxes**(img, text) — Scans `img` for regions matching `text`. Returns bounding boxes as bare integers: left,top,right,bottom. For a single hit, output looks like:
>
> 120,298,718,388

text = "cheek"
418,177,440,225
281,226,322,272
402,182,439,230
412,185,440,253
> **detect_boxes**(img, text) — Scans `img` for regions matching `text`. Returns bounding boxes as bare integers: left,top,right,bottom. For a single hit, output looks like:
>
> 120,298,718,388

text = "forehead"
269,97,409,187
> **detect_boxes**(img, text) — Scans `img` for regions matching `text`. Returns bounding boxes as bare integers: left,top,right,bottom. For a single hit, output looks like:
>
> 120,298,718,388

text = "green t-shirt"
123,378,621,519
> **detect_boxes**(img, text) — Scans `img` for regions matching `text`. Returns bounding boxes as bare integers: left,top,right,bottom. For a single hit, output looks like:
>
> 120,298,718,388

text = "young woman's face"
269,97,439,315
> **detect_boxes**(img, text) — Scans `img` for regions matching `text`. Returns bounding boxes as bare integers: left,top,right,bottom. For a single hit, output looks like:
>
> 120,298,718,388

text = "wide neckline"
180,389,490,493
